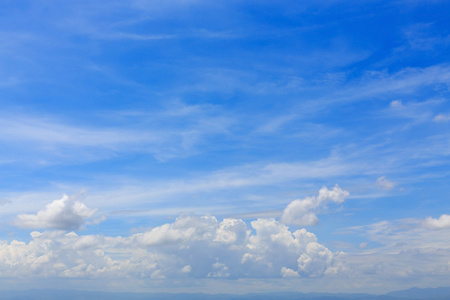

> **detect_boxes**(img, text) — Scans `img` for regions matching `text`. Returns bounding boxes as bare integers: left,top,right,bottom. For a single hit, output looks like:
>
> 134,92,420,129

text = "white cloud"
281,267,299,278
0,155,364,222
3,207,450,294
387,98,441,124
356,64,450,99
1,214,337,280
15,194,97,230
422,214,450,229
281,185,349,226
181,265,191,273
376,176,396,191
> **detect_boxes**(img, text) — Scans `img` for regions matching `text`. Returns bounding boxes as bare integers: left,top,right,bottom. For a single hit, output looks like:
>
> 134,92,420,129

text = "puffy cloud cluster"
15,194,97,230
3,187,348,280
281,185,349,226
0,215,337,280
4,189,450,292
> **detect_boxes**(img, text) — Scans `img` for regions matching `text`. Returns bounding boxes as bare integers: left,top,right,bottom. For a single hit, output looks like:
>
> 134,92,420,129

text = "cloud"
387,98,442,125
1,214,337,280
0,102,233,164
256,114,298,133
281,267,299,278
3,201,450,293
434,113,450,122
332,216,450,291
376,176,396,191
14,194,97,230
344,216,450,251
281,185,349,226
390,100,403,108
333,247,450,291
422,214,450,229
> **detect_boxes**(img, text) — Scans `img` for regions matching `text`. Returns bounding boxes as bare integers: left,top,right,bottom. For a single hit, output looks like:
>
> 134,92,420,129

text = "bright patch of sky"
1,0,450,294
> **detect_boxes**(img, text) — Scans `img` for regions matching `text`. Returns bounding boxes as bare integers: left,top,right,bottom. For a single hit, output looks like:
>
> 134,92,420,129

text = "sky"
0,0,450,295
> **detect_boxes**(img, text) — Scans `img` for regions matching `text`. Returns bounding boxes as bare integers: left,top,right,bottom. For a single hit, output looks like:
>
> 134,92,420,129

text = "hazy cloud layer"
333,216,450,291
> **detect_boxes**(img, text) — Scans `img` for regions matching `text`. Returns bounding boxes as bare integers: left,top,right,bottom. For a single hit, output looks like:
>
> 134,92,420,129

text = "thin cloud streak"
0,104,234,163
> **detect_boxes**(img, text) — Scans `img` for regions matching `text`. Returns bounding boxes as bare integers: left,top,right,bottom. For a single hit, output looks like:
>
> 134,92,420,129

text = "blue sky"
1,0,450,294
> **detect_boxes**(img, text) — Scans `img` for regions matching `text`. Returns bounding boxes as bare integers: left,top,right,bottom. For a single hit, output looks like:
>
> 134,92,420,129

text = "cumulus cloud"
281,185,349,226
281,267,299,278
422,214,450,229
0,214,337,280
15,194,97,230
376,176,395,191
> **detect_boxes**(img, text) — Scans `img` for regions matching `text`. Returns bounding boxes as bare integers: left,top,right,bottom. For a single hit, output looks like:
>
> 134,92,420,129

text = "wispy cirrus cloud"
0,101,234,163
434,113,450,122
344,215,450,251
330,215,450,291
316,64,450,110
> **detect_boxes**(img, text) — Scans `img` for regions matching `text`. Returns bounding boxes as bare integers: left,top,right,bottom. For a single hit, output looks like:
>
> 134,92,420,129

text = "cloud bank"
2,214,337,280
3,188,450,293
4,187,351,280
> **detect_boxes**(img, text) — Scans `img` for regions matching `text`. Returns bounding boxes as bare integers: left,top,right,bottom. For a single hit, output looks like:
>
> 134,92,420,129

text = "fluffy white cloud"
1,214,337,280
281,185,349,226
422,214,450,229
376,176,395,191
15,194,97,230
